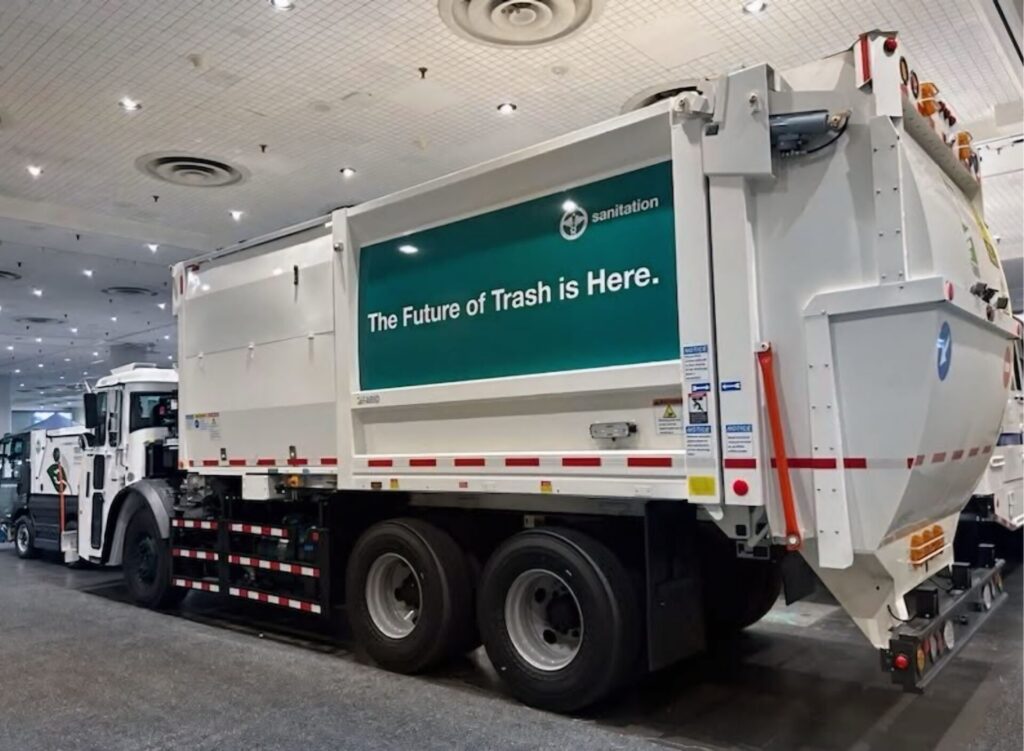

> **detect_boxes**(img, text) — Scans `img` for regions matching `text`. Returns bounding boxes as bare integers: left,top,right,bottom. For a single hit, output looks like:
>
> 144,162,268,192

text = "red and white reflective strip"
229,522,289,538
171,518,217,530
356,454,683,473
228,587,321,614
724,450,995,471
227,554,319,578
172,548,218,561
190,457,337,468
854,33,872,87
172,577,219,593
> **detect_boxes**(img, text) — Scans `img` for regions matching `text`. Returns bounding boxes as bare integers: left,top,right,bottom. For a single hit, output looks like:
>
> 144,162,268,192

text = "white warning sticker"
724,423,753,456
685,425,713,458
683,344,710,383
653,398,683,436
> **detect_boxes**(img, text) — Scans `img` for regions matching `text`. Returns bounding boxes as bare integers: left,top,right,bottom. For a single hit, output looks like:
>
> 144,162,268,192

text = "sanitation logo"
559,196,661,241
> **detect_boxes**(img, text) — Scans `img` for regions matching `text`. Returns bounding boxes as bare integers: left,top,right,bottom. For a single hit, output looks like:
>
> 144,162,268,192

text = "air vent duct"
438,0,605,47
136,153,247,187
102,286,158,297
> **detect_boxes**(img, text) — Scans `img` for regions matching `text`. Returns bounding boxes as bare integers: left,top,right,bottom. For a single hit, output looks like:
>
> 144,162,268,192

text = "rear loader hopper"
163,31,1016,708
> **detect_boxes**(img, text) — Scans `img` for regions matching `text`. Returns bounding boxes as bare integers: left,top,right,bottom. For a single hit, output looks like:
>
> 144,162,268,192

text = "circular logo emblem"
936,321,952,381
559,206,588,241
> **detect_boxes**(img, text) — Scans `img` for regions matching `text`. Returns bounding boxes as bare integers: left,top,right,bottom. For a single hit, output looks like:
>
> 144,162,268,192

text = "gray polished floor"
0,543,1019,750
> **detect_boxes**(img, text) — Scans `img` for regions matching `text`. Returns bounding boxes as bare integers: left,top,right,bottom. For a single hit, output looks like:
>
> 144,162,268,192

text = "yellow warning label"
662,404,677,419
389,478,400,490
688,476,717,496
540,480,553,493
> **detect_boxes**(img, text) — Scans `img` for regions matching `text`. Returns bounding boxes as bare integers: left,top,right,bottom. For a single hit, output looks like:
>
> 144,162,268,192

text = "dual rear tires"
346,520,639,712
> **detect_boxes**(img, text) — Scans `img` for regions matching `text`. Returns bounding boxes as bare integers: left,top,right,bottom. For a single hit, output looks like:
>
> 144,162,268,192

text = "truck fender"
101,479,175,566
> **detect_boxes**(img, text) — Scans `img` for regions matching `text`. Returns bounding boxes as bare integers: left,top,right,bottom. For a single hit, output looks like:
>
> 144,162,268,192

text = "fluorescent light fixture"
398,244,419,255
118,96,142,111
324,220,333,228
37,363,43,368
26,165,43,178
167,355,173,360
4,346,12,351
34,337,42,343
497,102,518,114
92,351,99,357
63,357,71,362
163,334,170,340
32,288,42,297
340,167,357,178
742,0,766,13
561,199,578,212
147,243,159,252
13,369,19,374
230,210,244,221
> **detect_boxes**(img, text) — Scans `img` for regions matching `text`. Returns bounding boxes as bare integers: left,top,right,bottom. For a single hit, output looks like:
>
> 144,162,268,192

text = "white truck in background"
6,32,1017,712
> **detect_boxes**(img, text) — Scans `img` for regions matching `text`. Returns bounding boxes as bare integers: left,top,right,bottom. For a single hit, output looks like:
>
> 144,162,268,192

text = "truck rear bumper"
881,557,1007,691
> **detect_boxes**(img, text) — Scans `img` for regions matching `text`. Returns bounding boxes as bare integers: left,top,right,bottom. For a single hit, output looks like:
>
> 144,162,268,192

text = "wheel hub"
132,534,158,585
366,553,422,639
16,524,29,552
505,568,583,671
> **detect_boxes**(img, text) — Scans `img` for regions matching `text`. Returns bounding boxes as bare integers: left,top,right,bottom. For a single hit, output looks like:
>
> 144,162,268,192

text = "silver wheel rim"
16,524,29,553
365,553,421,639
504,568,583,671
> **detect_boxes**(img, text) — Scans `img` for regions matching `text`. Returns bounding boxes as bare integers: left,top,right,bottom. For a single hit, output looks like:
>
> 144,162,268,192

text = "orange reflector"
285,475,302,488
916,646,927,673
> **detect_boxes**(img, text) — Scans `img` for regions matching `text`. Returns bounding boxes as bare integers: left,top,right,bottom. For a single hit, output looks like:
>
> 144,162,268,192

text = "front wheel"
477,528,640,713
122,505,185,609
14,518,37,559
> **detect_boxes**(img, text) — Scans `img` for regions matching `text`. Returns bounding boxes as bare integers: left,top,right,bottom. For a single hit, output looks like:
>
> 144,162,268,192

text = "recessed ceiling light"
32,288,42,297
340,167,357,178
157,302,166,310
230,210,244,221
742,0,766,13
26,165,43,178
163,334,170,340
63,357,70,362
398,244,419,255
562,199,578,212
13,369,19,374
147,243,159,252
19,383,24,387
4,346,11,351
497,102,518,115
34,337,42,343
59,375,64,380
37,363,43,368
92,351,99,357
167,355,173,361
269,0,295,10
110,316,117,322
70,327,78,334
118,96,142,112
82,372,88,376
83,269,93,278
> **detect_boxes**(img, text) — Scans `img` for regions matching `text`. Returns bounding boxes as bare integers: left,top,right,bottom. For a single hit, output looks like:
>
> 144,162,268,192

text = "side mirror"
83,393,100,430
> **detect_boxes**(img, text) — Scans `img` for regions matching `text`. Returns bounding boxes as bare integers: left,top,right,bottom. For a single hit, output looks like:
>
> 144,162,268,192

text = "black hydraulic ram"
881,550,1008,692
769,109,850,155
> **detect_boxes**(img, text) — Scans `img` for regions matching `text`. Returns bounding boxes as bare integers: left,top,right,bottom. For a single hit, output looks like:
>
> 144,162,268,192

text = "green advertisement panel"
358,161,678,390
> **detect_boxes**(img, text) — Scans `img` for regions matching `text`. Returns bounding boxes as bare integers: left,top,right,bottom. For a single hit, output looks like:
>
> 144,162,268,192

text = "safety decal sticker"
688,475,716,497
653,397,683,436
683,344,710,383
685,424,712,458
720,380,741,392
936,322,952,381
724,423,754,456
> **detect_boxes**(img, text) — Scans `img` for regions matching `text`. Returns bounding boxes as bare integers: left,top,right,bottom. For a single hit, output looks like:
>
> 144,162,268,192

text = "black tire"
14,518,37,559
477,528,640,713
699,525,782,633
122,505,185,609
346,518,474,674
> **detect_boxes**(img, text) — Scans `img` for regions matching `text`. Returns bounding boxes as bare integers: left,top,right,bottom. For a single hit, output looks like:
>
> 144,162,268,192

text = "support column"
0,375,10,437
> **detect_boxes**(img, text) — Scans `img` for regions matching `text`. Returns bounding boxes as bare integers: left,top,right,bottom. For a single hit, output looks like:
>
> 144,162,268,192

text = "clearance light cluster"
910,524,945,565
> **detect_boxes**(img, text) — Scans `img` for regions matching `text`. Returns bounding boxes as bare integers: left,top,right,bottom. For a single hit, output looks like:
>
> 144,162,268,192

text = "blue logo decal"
725,423,753,433
691,382,711,392
683,344,708,355
936,321,952,381
721,380,742,392
686,425,712,434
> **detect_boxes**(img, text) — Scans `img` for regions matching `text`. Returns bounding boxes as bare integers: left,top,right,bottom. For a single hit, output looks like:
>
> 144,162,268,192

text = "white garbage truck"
14,32,1016,711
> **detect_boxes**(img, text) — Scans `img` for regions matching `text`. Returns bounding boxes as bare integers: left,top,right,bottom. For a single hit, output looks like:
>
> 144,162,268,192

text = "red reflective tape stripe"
968,447,980,457
724,458,757,469
287,458,308,466
202,459,219,467
561,457,601,467
172,548,181,556
932,452,946,463
454,457,486,467
843,458,867,469
256,458,275,466
321,457,338,465
983,445,993,454
627,456,673,468
368,458,393,468
228,459,246,466
300,601,313,612
409,458,437,467
505,457,540,467
951,450,964,461
907,457,915,469
915,455,925,466
188,460,195,467
772,458,837,469
859,34,871,82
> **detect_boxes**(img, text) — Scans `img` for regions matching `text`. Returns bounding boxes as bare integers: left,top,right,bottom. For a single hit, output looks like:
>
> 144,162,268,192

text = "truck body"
10,33,1016,711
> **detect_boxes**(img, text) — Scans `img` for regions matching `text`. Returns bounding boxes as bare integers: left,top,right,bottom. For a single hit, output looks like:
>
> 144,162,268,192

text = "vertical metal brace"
804,311,854,569
870,117,908,285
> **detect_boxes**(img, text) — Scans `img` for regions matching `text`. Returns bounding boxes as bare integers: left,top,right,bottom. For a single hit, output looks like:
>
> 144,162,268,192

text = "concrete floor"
0,545,1020,751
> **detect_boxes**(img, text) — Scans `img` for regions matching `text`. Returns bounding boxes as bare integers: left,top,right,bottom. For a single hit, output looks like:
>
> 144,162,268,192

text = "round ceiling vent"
14,316,62,325
136,153,248,188
102,286,158,297
0,270,23,281
621,81,703,113
438,0,605,47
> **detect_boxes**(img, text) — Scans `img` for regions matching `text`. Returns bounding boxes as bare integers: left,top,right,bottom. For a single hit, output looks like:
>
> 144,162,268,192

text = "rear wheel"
14,518,36,559
699,525,782,633
123,505,185,609
477,528,640,713
346,518,474,673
